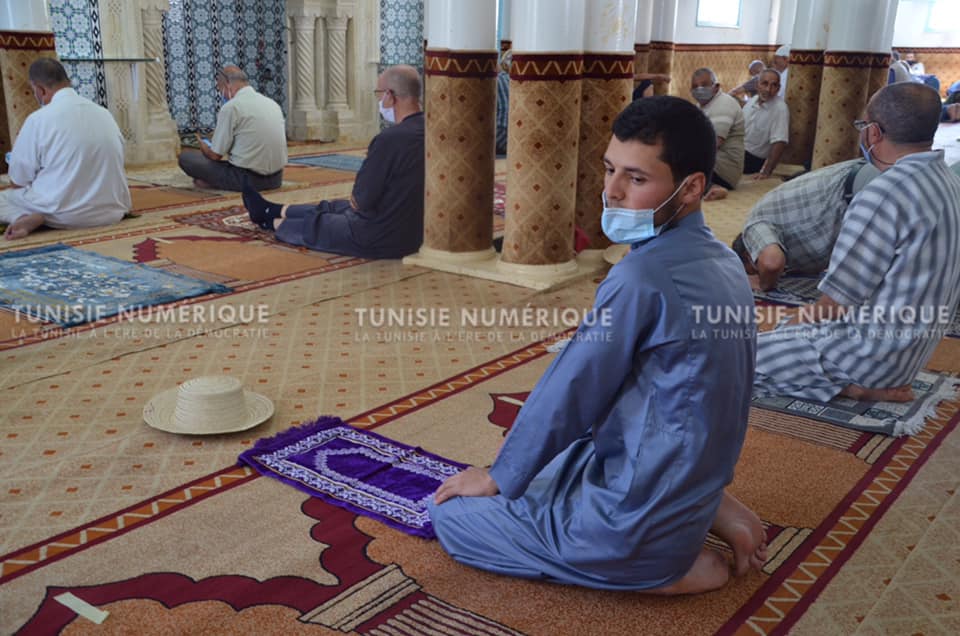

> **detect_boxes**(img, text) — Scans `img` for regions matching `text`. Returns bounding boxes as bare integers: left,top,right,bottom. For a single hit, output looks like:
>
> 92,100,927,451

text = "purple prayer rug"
238,417,466,538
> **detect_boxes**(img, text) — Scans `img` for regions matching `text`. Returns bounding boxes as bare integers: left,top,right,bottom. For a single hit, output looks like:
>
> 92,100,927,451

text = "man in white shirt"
690,67,745,200
743,69,789,180
178,65,287,192
1,58,130,240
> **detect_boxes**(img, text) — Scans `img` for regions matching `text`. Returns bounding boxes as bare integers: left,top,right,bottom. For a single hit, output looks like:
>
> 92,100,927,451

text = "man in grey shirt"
178,65,287,191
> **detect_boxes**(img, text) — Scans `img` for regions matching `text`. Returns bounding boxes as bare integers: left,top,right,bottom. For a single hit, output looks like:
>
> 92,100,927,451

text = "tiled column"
577,1,637,250
0,31,56,171
648,0,676,95
811,0,898,169
633,0,653,85
414,0,499,263
781,0,831,166
499,1,585,270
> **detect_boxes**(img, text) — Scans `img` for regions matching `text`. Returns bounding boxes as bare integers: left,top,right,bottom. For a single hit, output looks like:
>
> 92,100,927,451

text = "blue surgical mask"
601,177,689,244
378,97,396,123
691,86,715,104
220,93,229,106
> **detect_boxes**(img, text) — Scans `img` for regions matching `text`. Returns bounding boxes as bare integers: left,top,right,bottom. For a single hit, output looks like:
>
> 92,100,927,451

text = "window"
696,0,742,29
926,0,960,33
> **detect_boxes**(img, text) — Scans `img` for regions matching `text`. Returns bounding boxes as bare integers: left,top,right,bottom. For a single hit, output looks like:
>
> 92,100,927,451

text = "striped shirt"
816,150,960,386
742,159,876,273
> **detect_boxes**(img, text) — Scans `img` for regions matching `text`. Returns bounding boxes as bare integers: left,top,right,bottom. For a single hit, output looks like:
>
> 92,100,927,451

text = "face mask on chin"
378,96,396,123
600,177,689,244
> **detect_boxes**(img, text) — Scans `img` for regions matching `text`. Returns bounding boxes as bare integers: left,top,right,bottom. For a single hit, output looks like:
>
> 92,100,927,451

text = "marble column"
288,10,325,140
325,14,349,111
811,0,897,169
420,0,498,258
0,1,53,171
577,0,637,250
648,0,676,95
139,0,179,163
781,0,830,166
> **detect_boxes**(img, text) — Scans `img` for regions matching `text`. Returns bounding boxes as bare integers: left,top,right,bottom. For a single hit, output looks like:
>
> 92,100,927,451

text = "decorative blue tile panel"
49,0,107,107
380,0,424,69
163,0,288,134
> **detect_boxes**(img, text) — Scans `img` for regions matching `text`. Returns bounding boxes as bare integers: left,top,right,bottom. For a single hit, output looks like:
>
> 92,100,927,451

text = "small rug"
0,244,230,327
289,154,365,172
239,416,466,538
752,370,960,436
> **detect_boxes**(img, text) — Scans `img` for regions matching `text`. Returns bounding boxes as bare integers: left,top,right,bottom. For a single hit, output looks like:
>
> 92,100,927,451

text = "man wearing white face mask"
690,67,745,200
753,82,960,410
240,65,425,259
1,58,130,240
178,65,287,192
430,97,765,595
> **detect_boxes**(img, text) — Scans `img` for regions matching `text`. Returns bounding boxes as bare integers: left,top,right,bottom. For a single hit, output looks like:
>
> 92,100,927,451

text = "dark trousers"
743,151,765,175
712,173,735,190
179,149,283,191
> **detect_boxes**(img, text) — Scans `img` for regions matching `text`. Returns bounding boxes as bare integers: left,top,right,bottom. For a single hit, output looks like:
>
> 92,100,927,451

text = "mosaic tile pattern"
162,0,287,133
48,0,107,106
379,0,424,69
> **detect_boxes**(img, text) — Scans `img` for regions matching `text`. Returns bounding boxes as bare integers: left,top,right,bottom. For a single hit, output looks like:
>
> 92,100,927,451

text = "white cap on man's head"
775,45,790,58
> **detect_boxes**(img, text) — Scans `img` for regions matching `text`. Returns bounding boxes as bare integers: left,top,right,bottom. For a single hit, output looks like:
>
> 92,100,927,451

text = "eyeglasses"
373,88,391,97
852,119,884,132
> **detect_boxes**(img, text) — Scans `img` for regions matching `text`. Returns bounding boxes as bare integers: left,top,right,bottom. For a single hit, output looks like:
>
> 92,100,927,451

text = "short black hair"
611,95,716,185
867,82,942,144
28,58,69,88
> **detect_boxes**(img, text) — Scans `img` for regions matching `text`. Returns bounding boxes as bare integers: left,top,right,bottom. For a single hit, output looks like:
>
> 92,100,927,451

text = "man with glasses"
753,82,960,407
241,65,425,259
178,65,287,192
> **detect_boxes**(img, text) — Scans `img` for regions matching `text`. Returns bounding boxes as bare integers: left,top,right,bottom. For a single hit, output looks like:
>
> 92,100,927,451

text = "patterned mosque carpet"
0,151,958,635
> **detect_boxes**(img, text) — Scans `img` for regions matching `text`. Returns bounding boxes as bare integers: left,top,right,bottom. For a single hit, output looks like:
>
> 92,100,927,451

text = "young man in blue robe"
429,96,766,594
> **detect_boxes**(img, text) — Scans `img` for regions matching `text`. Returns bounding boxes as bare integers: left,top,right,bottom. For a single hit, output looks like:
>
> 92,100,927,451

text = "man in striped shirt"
753,82,960,404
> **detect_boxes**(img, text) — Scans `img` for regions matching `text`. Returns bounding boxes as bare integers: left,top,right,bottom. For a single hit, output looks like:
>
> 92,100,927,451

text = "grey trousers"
178,150,282,191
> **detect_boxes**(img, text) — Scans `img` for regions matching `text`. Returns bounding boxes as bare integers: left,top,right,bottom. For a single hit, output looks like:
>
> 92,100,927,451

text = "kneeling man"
430,96,765,594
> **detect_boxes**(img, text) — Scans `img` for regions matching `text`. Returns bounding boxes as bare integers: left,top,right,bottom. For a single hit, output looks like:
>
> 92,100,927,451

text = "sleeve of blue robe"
488,266,678,499
351,135,390,214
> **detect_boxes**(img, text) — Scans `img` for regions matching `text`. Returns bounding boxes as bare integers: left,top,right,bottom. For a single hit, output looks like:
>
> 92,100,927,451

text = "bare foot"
3,213,45,240
648,548,730,595
704,185,728,201
840,384,914,402
711,491,768,576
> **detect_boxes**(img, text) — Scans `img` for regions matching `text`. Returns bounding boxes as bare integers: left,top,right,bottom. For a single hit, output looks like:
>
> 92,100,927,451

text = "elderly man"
773,45,789,97
729,60,765,102
1,58,130,240
178,65,287,191
743,69,789,179
240,65,425,259
691,67,745,200
753,82,960,405
732,159,879,290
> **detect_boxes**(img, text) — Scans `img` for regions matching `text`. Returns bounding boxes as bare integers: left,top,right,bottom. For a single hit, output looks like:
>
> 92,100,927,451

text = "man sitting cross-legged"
731,158,879,291
429,96,766,594
753,82,960,404
240,65,424,259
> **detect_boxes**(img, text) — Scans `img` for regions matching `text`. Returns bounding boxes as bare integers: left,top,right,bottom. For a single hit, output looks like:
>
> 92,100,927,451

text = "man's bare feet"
648,548,730,595
840,384,914,403
712,491,768,576
3,213,45,240
704,185,728,201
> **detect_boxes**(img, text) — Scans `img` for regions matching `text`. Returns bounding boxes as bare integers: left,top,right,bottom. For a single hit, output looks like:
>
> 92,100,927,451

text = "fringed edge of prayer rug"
892,377,960,436
238,416,467,539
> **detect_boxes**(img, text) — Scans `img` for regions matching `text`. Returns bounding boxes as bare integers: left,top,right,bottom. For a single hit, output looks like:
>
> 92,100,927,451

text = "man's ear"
680,172,708,205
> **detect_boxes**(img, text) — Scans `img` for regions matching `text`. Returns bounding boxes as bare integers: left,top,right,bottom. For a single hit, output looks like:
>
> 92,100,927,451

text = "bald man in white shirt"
1,58,130,240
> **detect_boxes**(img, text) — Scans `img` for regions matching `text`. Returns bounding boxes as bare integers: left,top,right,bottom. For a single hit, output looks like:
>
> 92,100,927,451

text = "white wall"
893,0,960,48
672,0,774,45
0,0,50,31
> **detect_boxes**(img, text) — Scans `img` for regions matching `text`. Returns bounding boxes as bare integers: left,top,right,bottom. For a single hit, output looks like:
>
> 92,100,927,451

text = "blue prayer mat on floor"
752,370,959,437
239,416,467,538
0,244,231,327
289,154,365,172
